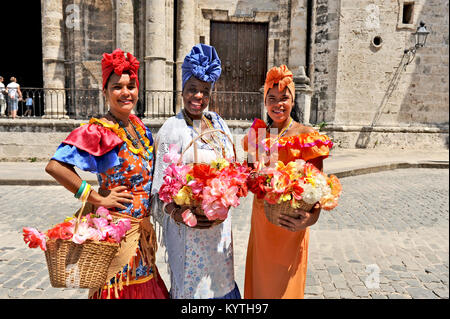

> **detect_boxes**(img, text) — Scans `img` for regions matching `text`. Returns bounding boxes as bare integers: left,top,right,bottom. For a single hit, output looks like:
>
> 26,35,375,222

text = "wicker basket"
44,200,119,289
264,200,314,227
177,128,237,228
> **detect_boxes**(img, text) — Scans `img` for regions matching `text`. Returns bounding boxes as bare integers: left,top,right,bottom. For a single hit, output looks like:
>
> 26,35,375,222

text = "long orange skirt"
244,197,309,299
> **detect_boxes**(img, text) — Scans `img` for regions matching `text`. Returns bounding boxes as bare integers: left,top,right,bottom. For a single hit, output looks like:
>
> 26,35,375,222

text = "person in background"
6,77,22,119
23,96,33,117
0,76,6,117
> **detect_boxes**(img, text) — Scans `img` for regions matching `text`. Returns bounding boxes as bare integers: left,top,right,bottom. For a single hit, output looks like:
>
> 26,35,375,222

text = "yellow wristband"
79,183,92,202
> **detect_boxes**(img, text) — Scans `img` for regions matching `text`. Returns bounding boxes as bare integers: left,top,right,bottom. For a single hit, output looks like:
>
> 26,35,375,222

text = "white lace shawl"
150,111,236,298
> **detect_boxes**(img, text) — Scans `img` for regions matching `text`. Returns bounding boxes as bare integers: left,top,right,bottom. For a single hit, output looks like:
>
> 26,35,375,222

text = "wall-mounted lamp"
404,21,430,65
413,21,430,48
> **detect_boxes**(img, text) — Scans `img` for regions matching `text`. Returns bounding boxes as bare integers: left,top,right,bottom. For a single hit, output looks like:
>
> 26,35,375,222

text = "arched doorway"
0,1,43,116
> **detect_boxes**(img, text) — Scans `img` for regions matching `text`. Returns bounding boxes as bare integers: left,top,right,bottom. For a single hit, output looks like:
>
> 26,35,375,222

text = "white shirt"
6,82,19,99
0,82,5,100
151,111,237,299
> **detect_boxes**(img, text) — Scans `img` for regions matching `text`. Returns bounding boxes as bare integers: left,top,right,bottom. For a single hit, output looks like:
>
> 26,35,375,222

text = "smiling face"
265,84,293,125
103,72,138,116
182,77,212,120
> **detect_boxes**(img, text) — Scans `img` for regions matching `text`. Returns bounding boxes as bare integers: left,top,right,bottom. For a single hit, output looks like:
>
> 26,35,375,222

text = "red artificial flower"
23,227,47,251
47,222,73,240
246,172,267,199
103,233,117,243
192,164,218,183
291,183,305,200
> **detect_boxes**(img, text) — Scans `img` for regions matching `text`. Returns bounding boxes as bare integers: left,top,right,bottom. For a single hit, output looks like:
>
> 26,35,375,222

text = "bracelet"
79,183,92,202
74,180,87,199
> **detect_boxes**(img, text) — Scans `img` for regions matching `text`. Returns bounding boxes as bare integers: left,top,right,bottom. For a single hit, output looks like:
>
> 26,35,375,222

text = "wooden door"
210,21,268,120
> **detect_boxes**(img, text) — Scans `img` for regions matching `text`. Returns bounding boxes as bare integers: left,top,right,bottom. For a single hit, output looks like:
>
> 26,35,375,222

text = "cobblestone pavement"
0,168,448,299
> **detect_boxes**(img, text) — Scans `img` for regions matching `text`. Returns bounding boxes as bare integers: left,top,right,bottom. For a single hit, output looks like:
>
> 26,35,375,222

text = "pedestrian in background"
6,77,22,119
0,76,6,117
23,96,33,117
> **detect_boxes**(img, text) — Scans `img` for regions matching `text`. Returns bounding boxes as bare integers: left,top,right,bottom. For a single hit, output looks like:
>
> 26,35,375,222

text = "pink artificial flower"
181,209,197,227
202,201,229,221
165,163,191,183
72,222,100,244
187,179,204,197
203,178,227,203
163,144,181,163
113,219,131,241
92,217,115,240
159,175,183,203
23,227,47,251
96,206,112,220
220,185,240,208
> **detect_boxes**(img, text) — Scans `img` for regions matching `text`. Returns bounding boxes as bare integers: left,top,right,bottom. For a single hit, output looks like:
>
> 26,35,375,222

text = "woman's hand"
97,186,134,210
278,203,321,232
164,203,216,229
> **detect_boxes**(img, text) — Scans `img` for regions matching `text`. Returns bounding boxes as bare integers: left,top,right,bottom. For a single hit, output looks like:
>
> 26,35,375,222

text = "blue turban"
181,44,222,90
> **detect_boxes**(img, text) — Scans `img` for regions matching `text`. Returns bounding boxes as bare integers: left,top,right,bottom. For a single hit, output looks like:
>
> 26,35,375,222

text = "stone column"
41,0,67,118
175,0,196,113
288,0,312,124
116,0,134,54
294,66,313,125
288,0,308,73
145,0,167,117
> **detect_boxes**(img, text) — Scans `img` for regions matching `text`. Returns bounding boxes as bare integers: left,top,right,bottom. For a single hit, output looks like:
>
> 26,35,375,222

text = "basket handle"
177,128,237,164
73,191,92,234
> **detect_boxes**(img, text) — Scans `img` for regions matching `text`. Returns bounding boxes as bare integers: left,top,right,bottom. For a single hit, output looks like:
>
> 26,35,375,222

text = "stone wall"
310,0,341,124
334,0,449,127
310,0,449,148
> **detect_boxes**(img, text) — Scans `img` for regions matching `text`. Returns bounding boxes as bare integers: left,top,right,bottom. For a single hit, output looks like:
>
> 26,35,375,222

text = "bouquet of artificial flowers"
246,159,342,226
23,206,131,288
23,206,131,251
158,143,251,227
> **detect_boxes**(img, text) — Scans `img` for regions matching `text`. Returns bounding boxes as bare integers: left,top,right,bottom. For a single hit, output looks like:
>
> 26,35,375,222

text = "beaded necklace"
181,108,225,158
107,111,153,171
265,117,293,153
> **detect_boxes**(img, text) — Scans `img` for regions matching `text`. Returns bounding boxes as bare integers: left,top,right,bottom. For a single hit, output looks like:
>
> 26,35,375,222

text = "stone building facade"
3,0,447,160
311,0,449,148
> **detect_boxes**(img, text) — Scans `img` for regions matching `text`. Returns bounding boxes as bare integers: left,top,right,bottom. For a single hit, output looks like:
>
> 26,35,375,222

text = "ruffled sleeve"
51,121,124,174
278,130,333,162
52,144,121,173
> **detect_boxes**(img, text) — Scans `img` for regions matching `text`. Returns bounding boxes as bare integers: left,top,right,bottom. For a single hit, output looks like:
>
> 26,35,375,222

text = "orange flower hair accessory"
263,65,295,103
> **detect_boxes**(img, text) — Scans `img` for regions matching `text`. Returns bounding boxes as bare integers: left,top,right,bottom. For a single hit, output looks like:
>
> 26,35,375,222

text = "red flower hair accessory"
101,48,140,89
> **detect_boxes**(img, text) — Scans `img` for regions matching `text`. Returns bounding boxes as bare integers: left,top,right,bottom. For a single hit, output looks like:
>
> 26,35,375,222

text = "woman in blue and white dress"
151,44,240,299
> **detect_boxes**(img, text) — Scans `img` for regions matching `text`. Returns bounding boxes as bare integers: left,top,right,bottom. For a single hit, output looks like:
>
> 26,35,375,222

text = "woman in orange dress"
242,65,333,299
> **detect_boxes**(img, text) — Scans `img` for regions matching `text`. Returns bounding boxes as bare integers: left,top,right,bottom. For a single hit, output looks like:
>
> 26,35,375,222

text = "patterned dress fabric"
52,117,169,299
151,111,241,299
